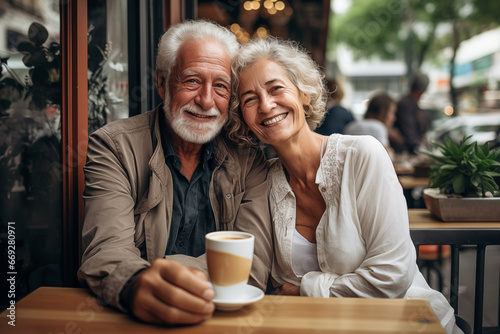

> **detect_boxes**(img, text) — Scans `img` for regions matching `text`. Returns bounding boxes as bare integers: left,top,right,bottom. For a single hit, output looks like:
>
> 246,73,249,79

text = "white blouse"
268,134,460,334
291,229,320,276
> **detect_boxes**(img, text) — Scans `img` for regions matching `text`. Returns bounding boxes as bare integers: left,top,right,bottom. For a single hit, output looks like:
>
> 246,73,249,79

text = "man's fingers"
154,279,215,316
133,291,213,324
157,260,214,301
130,259,215,325
190,266,209,280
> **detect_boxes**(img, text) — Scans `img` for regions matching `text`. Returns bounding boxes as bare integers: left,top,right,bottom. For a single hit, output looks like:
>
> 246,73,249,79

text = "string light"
242,0,290,15
444,106,454,116
234,0,292,42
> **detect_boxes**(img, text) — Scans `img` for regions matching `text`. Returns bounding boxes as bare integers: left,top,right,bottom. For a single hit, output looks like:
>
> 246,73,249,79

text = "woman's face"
238,59,310,145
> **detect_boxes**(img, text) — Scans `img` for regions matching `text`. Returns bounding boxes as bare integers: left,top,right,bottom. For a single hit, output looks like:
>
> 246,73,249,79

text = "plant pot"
423,188,500,222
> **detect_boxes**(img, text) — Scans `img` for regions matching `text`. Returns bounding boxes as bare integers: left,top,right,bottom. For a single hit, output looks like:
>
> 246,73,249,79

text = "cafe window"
0,0,63,309
87,0,130,133
87,0,166,133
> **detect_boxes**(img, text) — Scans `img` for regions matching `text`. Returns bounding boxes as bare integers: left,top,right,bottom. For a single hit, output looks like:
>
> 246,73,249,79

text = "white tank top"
292,229,321,277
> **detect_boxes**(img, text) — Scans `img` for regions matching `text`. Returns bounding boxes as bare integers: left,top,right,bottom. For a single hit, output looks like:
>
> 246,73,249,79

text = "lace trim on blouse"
269,134,342,218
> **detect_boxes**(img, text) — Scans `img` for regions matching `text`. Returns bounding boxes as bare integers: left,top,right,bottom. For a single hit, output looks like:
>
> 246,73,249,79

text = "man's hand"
128,259,215,324
280,283,300,296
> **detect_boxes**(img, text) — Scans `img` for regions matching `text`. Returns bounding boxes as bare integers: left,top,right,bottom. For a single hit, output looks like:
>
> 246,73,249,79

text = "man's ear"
156,70,166,100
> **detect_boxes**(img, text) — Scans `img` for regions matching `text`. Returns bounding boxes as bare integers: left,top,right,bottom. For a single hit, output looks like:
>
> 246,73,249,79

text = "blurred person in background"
344,92,397,153
315,78,354,135
391,72,429,155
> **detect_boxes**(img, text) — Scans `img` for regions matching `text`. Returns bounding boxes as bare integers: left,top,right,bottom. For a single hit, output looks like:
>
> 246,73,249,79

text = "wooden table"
398,176,429,189
408,209,500,334
0,287,445,333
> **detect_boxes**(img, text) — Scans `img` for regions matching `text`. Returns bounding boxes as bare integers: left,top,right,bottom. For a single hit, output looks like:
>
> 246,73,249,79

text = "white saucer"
212,284,264,311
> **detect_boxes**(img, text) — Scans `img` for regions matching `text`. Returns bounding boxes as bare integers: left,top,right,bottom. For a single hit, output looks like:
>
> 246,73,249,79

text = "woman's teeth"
263,113,287,126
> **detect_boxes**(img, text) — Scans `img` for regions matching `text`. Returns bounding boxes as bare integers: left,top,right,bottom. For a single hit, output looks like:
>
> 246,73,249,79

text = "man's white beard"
163,100,227,144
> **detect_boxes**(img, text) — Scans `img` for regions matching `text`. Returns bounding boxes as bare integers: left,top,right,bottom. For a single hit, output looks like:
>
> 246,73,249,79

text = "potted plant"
421,135,500,221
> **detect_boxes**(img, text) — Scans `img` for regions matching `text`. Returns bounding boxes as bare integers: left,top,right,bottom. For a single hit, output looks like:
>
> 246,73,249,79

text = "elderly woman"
226,37,461,334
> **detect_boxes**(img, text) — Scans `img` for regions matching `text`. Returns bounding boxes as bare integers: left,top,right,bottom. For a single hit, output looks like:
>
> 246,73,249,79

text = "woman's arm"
300,136,415,298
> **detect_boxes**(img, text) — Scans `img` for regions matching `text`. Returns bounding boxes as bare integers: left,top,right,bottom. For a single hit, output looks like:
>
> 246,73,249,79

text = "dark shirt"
315,105,354,135
159,117,216,257
393,95,427,154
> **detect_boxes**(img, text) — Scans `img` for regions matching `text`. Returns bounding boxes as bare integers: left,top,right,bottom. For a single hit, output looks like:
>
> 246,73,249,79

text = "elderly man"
78,20,272,325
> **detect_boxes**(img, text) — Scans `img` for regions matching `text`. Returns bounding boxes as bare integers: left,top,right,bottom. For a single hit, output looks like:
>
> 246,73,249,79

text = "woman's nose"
259,95,276,113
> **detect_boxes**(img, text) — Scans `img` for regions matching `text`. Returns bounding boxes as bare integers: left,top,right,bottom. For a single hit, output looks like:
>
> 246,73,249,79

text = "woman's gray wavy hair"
226,36,327,146
155,20,239,88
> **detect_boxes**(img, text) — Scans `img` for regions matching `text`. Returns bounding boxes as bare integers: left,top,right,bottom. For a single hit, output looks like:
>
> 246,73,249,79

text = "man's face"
161,39,232,144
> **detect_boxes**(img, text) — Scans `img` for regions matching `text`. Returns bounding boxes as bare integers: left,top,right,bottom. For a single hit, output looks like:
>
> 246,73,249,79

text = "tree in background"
330,0,500,111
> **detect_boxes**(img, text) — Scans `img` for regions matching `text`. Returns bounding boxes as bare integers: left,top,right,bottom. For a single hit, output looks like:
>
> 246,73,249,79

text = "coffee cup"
205,231,254,301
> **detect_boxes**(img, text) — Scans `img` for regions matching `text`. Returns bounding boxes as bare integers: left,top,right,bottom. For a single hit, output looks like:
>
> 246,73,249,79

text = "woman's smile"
238,59,311,145
262,113,288,126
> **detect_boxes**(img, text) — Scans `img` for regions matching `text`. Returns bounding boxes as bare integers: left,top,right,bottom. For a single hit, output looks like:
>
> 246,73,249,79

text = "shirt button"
320,187,327,192
225,193,232,199
179,241,185,247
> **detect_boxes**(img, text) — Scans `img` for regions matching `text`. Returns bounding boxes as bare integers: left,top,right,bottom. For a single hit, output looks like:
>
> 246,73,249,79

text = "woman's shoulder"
328,134,387,161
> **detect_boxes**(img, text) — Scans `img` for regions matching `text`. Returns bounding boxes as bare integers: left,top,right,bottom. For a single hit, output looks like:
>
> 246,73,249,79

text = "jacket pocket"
219,191,244,229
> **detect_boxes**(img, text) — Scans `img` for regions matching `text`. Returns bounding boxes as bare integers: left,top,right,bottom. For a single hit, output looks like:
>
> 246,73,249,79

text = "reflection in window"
0,0,62,309
88,0,129,134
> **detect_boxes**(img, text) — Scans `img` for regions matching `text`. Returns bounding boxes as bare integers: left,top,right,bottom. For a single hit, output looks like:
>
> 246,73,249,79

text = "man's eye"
215,83,228,90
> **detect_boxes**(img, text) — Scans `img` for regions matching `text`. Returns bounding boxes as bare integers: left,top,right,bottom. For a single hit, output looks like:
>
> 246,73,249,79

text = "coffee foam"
205,232,254,259
208,234,251,240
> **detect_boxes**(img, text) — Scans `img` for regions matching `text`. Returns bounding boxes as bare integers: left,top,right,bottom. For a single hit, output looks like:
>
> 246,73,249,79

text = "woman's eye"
270,86,283,93
242,97,256,106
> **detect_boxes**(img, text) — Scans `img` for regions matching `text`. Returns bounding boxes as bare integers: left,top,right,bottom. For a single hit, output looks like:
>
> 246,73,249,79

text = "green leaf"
440,164,457,170
471,174,481,187
483,171,500,177
452,174,465,194
467,160,477,173
490,160,500,167
480,142,490,157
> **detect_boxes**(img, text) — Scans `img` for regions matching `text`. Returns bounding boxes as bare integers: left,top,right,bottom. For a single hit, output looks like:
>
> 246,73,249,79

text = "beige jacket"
78,105,273,310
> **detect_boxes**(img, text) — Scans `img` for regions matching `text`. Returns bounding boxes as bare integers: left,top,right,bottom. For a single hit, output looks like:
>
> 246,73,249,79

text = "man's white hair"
156,20,239,86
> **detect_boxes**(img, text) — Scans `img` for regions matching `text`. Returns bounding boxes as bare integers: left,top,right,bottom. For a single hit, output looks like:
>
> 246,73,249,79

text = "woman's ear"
301,92,311,106
155,70,166,100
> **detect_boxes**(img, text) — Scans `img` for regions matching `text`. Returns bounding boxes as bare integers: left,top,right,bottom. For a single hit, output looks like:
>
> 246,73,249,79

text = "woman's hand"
280,283,300,296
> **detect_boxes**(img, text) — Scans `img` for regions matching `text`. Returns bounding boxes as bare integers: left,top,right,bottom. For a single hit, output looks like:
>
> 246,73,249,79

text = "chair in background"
418,245,451,292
